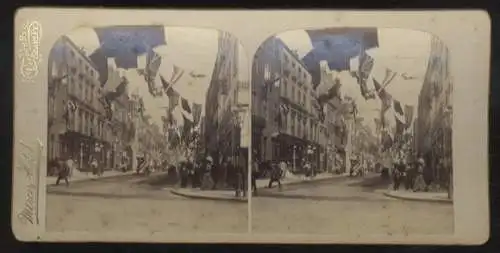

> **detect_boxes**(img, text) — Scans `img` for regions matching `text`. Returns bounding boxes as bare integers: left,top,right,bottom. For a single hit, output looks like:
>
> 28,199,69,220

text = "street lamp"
444,105,453,200
79,142,84,169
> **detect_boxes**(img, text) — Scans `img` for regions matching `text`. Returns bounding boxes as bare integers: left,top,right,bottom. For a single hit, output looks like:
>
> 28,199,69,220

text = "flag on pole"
373,78,393,113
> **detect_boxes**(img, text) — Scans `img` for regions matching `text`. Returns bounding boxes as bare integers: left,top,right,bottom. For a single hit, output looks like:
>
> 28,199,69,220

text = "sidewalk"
171,172,345,202
46,169,136,186
384,190,452,204
170,188,248,203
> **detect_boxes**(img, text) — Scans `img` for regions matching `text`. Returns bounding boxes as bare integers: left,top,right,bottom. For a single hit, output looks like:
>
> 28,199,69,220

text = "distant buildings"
416,36,453,186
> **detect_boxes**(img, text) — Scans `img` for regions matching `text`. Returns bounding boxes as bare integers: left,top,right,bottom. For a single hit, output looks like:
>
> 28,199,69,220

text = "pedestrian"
201,156,214,190
192,160,202,188
413,158,427,192
66,156,75,178
235,163,244,197
392,159,403,191
280,160,288,179
251,159,259,196
90,156,99,176
405,161,415,190
268,162,283,189
179,162,188,188
56,158,70,187
211,159,221,190
187,160,195,188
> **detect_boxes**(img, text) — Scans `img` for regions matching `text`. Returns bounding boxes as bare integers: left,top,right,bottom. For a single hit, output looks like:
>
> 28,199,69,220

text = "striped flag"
356,48,376,99
373,78,393,113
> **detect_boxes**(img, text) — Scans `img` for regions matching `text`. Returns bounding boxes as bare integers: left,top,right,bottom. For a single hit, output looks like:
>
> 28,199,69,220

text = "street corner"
383,190,453,204
169,188,248,203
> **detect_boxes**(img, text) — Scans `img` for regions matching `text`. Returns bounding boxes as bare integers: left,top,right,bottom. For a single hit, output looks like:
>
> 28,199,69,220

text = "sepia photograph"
12,9,489,243
44,26,250,234
250,27,454,235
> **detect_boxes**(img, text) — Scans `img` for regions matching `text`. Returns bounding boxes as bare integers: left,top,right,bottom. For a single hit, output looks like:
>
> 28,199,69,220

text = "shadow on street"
346,174,391,192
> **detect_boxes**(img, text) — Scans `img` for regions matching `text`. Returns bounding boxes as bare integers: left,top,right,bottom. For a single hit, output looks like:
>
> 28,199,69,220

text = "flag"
373,78,393,113
101,77,128,120
393,99,405,122
137,50,163,96
356,49,376,99
302,27,379,87
93,26,166,69
90,25,166,90
317,77,342,107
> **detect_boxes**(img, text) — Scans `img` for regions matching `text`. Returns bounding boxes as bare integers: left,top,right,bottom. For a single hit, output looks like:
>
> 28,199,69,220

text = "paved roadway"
46,173,453,236
46,174,248,234
251,174,454,236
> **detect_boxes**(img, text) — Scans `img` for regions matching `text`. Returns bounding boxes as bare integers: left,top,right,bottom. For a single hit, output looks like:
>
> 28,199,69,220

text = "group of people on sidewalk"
174,156,250,198
49,155,106,187
387,157,427,192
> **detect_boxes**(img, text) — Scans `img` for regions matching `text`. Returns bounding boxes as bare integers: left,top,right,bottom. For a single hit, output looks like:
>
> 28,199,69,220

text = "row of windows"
282,52,308,82
68,49,97,78
67,74,101,108
66,108,107,139
280,109,319,143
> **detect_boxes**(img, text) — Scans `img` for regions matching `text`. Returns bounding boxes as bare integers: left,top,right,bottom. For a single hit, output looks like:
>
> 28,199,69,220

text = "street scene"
46,26,250,233
250,27,453,235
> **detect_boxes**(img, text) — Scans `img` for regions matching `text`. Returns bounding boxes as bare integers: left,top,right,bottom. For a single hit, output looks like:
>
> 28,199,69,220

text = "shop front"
60,131,111,171
275,133,320,173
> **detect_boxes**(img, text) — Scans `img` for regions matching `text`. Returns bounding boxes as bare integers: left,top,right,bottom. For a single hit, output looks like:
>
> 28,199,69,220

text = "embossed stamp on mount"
18,20,43,82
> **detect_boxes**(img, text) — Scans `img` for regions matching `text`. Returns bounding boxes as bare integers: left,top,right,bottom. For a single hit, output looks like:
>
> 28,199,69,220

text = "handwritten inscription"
18,20,42,82
16,141,39,225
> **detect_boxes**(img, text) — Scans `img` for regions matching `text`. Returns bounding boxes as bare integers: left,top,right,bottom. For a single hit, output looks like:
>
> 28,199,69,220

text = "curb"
383,192,453,204
47,172,137,187
257,175,347,190
170,189,247,203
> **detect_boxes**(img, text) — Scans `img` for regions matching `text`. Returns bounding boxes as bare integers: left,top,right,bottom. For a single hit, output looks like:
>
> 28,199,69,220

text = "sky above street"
64,26,432,136
277,28,432,133
65,26,248,128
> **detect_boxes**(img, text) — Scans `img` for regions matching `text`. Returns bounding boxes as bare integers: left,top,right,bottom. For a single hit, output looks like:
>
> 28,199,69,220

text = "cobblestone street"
251,175,453,235
46,176,248,234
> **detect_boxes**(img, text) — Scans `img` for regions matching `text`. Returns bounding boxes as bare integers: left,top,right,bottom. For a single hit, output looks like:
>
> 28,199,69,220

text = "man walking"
56,157,70,187
250,158,259,196
268,162,283,189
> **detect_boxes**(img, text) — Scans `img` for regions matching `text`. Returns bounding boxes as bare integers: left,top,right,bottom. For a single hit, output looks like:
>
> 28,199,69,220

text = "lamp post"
79,142,84,170
444,105,453,200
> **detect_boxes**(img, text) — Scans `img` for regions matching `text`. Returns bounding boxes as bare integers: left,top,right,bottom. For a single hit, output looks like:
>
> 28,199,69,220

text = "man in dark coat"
268,162,283,189
56,158,70,187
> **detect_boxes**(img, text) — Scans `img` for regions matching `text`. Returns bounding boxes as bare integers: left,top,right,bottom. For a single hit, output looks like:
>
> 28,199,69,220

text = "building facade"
204,31,241,168
416,36,453,186
48,36,111,171
252,37,327,171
